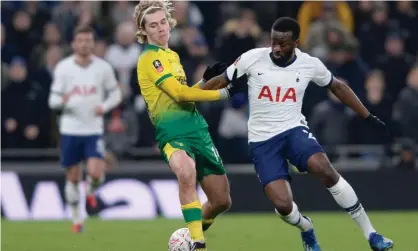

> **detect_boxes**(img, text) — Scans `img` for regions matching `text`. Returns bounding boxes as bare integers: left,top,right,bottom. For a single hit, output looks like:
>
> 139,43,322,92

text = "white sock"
328,176,376,239
275,202,312,232
65,181,82,224
86,174,105,195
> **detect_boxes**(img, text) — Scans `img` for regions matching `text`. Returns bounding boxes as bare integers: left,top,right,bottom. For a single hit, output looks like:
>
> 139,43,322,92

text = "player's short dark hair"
73,25,96,38
272,17,300,41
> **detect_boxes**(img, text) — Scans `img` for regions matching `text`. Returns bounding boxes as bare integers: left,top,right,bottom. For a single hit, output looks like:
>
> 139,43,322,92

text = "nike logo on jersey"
257,72,264,75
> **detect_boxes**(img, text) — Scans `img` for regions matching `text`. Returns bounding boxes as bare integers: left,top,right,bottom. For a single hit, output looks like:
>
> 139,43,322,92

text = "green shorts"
160,129,226,181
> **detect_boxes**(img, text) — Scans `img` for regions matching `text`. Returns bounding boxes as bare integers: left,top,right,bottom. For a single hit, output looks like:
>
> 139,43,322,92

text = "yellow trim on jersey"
163,142,181,161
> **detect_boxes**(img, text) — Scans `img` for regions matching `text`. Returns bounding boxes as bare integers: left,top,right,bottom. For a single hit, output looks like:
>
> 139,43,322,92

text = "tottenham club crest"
153,60,164,73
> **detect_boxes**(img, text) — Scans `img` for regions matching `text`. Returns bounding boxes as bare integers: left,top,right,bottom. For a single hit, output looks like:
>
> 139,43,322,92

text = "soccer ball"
168,228,192,251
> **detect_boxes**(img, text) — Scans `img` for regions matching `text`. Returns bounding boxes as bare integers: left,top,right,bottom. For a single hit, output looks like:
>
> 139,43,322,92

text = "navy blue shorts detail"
249,126,324,187
60,134,105,168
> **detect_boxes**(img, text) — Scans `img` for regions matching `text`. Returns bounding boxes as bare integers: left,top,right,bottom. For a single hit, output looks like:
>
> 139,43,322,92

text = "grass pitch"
2,211,417,251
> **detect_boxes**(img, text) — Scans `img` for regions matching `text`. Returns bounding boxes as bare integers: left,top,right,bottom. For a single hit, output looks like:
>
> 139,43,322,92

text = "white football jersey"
48,55,122,135
226,48,333,143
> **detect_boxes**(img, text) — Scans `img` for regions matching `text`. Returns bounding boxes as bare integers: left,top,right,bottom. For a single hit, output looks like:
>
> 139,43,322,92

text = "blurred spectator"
305,19,357,61
105,106,139,156
29,22,71,69
110,0,136,27
392,65,418,142
349,70,393,145
217,93,250,163
389,1,418,54
168,1,208,80
7,11,39,61
75,5,106,39
94,39,109,59
1,23,18,65
353,1,375,34
374,32,415,99
1,57,50,148
215,8,261,65
22,1,51,36
357,3,399,66
310,88,352,146
33,45,63,94
181,26,209,60
51,1,79,42
297,1,354,46
106,22,141,99
326,43,369,100
172,1,204,27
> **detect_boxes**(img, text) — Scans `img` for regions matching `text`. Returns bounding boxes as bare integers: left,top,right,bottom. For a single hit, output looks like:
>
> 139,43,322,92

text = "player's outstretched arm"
329,78,389,137
329,78,369,118
159,76,230,102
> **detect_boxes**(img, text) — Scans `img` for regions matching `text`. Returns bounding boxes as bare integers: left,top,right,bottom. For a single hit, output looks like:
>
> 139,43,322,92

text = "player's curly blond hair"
133,0,177,44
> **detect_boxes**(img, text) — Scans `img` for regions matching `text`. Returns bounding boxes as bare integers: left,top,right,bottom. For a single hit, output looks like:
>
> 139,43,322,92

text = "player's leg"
84,135,107,212
250,131,321,251
104,150,118,170
162,142,206,250
195,132,231,231
289,127,393,250
199,174,231,231
60,135,84,232
307,153,393,250
65,165,83,232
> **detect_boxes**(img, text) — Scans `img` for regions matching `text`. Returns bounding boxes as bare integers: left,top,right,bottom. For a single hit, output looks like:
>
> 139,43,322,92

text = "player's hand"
224,69,248,98
95,106,105,116
365,114,391,139
203,61,228,81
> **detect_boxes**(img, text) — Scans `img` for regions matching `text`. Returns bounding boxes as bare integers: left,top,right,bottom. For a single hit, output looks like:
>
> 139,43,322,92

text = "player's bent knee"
273,198,293,215
307,153,339,187
211,193,232,213
217,195,232,212
265,180,293,215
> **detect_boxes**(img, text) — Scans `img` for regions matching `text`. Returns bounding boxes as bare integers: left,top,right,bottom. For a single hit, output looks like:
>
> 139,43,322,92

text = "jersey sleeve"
143,51,173,86
103,63,119,90
50,63,66,94
225,49,258,81
102,63,122,112
311,57,333,87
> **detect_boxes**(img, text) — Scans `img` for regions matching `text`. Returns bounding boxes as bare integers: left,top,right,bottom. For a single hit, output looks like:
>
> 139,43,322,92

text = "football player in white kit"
202,17,393,251
48,26,122,233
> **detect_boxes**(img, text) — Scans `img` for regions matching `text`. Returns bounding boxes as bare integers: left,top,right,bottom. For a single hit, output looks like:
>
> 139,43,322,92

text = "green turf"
2,212,417,251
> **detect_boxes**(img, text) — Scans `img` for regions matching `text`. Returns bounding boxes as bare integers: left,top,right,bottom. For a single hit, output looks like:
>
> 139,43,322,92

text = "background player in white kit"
48,26,122,233
202,17,393,251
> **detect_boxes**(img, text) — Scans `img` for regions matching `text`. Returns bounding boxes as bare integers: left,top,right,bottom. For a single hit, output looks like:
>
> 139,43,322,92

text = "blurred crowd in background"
1,1,417,166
